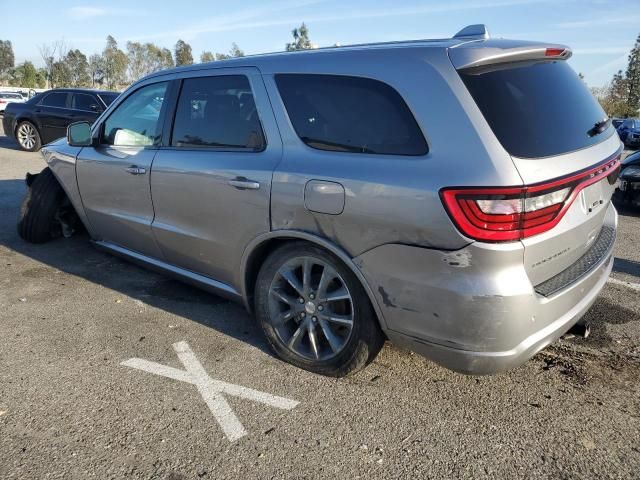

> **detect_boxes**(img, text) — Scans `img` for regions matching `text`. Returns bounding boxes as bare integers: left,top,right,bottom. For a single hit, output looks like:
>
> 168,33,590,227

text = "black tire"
15,120,42,152
17,167,65,243
255,242,385,377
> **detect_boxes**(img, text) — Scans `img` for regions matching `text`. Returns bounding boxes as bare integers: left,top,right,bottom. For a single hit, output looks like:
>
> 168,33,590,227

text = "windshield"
459,60,612,158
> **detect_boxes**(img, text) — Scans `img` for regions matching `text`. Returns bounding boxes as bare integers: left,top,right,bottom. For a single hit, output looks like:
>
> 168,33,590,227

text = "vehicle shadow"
0,179,274,357
613,257,640,279
0,129,22,151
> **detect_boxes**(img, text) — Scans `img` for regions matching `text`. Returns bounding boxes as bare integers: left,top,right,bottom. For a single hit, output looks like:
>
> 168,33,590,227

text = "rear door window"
72,93,100,112
459,61,612,158
171,75,265,150
275,74,428,156
41,92,69,108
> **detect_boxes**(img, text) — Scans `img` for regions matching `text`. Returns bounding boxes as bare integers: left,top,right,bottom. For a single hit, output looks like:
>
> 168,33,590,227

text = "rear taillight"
440,155,620,242
0,100,6,104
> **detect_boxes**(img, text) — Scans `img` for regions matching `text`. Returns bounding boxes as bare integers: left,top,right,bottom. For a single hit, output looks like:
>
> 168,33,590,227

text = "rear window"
460,61,611,158
276,74,428,156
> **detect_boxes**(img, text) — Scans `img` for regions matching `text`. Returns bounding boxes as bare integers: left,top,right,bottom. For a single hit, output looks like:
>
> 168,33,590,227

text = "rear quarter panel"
263,47,523,256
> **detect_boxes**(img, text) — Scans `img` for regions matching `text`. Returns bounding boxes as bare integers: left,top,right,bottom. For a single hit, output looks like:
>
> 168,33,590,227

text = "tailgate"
450,39,622,286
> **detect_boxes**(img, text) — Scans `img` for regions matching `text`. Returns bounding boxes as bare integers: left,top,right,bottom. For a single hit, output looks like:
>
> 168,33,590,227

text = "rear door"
452,44,622,286
150,67,282,286
37,91,72,142
70,92,103,124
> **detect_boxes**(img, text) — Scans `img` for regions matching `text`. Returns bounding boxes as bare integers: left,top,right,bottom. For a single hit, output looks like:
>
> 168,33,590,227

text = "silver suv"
18,25,621,377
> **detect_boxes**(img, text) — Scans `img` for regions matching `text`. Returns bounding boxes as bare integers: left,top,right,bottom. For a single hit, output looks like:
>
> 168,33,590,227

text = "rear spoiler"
449,25,572,70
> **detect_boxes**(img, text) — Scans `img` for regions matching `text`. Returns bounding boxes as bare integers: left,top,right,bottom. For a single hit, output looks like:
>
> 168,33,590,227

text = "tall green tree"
128,42,175,81
0,40,15,84
174,39,193,66
200,51,215,63
88,54,105,87
214,43,246,61
103,35,128,89
9,61,37,88
286,23,313,51
625,33,640,114
50,59,72,87
63,49,91,87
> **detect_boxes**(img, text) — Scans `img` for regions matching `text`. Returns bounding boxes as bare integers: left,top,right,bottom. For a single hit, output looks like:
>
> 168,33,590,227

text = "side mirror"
67,121,93,147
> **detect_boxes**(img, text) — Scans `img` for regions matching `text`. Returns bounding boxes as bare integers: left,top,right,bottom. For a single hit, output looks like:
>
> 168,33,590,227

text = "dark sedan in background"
617,118,640,149
2,88,119,151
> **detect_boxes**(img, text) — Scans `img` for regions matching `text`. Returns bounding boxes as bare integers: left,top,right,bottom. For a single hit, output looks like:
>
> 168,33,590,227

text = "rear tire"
255,242,385,377
17,167,65,243
16,121,41,152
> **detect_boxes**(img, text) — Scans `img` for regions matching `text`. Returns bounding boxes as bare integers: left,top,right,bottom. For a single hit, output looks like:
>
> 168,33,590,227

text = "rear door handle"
228,177,260,190
125,165,146,175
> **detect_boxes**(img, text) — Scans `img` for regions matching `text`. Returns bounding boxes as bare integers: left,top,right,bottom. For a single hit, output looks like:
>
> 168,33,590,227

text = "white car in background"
0,92,26,114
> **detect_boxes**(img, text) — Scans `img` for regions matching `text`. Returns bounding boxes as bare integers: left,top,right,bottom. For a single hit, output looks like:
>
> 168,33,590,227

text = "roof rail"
453,24,490,40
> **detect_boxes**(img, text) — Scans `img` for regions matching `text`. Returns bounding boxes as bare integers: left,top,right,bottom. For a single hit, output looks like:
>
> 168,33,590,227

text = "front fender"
41,141,95,236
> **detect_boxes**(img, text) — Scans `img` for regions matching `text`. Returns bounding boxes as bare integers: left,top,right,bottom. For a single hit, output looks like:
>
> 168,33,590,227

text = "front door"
150,69,282,286
76,81,170,259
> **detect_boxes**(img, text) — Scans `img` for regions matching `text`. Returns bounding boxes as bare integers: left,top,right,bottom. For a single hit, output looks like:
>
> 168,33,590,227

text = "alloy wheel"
268,256,354,361
17,123,37,150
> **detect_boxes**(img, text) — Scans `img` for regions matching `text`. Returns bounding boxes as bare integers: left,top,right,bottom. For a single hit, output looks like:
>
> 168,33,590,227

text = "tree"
102,35,128,89
160,48,174,69
200,51,215,63
625,33,640,114
213,43,246,61
174,39,193,66
126,41,147,81
286,23,313,51
229,42,245,57
38,39,68,88
128,42,175,81
9,61,38,88
0,40,15,85
88,54,105,87
50,59,72,87
63,49,91,87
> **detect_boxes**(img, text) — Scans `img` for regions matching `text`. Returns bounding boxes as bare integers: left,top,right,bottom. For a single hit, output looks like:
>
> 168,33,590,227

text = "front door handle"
125,165,146,175
228,177,260,190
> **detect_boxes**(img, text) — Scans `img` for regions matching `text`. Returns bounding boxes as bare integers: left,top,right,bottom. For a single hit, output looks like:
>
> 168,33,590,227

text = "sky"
1,0,638,87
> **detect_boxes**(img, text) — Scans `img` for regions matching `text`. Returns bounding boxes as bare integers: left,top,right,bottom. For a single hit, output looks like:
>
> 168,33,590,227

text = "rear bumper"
355,204,617,375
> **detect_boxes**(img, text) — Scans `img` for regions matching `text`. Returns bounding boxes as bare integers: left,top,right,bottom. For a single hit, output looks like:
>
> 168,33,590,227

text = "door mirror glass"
67,122,93,147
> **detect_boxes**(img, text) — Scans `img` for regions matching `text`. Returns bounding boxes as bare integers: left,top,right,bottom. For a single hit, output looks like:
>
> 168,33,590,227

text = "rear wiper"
587,118,611,137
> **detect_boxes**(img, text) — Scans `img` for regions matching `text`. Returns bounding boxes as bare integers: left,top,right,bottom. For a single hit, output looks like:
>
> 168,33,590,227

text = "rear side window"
460,61,611,158
41,92,68,108
171,75,265,150
72,93,100,111
276,74,428,156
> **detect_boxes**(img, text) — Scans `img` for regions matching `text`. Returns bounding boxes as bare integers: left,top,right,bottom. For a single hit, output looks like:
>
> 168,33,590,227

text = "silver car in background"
18,25,622,377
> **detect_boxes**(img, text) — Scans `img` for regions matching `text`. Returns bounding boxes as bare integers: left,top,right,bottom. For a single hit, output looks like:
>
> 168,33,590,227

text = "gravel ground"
0,124,639,479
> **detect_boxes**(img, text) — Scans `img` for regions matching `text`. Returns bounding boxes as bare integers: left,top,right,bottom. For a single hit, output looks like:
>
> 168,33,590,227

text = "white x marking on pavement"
121,341,299,442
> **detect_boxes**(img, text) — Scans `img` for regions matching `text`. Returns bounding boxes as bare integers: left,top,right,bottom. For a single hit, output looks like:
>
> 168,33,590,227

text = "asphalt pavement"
0,123,639,479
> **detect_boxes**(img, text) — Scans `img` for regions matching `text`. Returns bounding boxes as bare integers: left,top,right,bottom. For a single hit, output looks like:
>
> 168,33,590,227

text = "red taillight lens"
545,48,566,57
440,156,620,242
0,100,6,104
